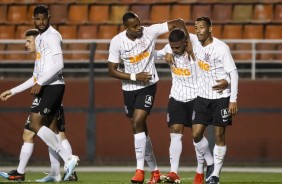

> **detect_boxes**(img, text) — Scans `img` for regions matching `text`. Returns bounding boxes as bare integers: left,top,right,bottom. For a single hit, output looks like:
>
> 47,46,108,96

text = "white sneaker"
35,173,61,182
63,155,79,181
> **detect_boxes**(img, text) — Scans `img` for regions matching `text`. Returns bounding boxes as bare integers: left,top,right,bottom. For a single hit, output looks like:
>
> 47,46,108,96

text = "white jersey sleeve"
46,33,62,56
10,77,34,95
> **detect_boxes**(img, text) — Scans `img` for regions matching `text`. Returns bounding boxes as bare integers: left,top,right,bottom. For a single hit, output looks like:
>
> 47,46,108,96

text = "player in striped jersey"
108,12,194,184
190,17,239,184
156,29,228,184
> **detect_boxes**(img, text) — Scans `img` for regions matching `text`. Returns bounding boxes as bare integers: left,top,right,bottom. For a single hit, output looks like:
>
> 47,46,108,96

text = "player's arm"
228,69,238,116
108,62,152,82
167,19,195,61
0,77,34,101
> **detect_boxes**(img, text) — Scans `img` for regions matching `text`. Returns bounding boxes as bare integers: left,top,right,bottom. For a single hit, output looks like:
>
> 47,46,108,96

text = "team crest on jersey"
204,53,211,62
145,95,153,107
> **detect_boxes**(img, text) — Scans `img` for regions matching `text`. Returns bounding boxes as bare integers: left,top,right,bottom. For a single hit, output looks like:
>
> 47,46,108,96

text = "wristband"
130,73,136,81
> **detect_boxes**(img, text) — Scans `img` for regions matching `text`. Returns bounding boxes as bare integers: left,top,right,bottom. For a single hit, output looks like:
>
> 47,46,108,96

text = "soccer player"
156,29,228,184
1,5,79,181
0,29,77,182
108,12,193,184
191,17,239,184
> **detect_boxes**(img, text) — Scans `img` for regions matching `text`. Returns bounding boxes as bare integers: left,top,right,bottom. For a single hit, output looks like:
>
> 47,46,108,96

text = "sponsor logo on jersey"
198,60,210,71
36,52,41,60
171,66,191,76
129,50,150,64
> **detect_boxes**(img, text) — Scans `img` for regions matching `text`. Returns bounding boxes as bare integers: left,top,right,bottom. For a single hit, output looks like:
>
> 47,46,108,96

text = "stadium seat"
15,25,34,39
0,44,5,60
65,43,89,60
274,4,282,22
49,4,68,24
58,25,77,39
110,5,129,24
243,25,264,39
0,0,15,4
171,4,191,21
256,43,276,60
89,5,110,23
232,5,253,23
78,25,98,39
211,25,223,39
276,44,282,60
0,25,15,39
150,5,171,23
265,25,282,39
212,4,232,23
98,25,118,39
131,5,150,22
26,5,35,24
5,44,26,60
7,5,28,24
222,25,243,39
253,4,273,23
233,43,252,61
0,5,7,24
191,5,212,22
68,5,88,24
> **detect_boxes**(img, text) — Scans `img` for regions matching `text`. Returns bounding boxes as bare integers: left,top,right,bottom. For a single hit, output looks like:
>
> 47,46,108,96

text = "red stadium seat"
15,25,34,39
253,4,273,23
256,43,276,60
274,4,282,22
7,5,28,24
110,5,129,24
5,44,26,60
131,5,150,22
0,44,5,60
65,43,89,60
212,4,232,23
265,25,282,39
58,25,77,39
0,25,15,39
49,4,68,24
150,5,171,23
0,5,7,24
222,25,243,39
171,4,191,21
233,43,252,61
68,5,88,24
191,5,212,22
243,25,264,39
211,25,223,39
89,5,110,24
78,25,98,39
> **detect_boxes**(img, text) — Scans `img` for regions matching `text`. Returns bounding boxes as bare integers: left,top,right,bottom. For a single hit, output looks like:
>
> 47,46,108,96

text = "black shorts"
123,83,157,118
25,104,66,132
192,96,232,127
30,85,65,116
167,97,195,128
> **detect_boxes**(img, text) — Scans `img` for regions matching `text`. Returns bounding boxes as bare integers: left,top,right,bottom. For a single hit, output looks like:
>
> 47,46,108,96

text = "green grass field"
1,171,282,183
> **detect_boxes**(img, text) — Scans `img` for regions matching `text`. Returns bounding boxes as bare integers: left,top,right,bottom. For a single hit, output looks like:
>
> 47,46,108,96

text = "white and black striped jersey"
108,22,169,91
156,44,200,102
189,33,237,99
35,26,64,86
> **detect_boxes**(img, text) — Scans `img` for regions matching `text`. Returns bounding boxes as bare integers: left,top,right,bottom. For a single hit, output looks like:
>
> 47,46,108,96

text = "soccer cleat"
63,155,80,181
131,169,144,184
193,173,204,184
35,173,61,182
7,170,25,181
205,164,214,183
0,172,9,179
160,172,180,183
62,171,78,181
209,176,220,184
146,170,160,184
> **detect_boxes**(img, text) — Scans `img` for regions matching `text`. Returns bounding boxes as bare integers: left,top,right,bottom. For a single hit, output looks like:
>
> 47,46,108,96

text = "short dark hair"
122,11,138,25
169,28,186,42
25,29,39,37
33,5,49,16
196,17,212,27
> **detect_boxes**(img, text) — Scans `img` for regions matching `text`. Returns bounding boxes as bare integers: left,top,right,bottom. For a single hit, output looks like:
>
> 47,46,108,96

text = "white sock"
134,132,146,170
212,145,227,177
62,139,72,155
202,137,214,166
144,136,158,171
17,142,34,174
37,126,72,163
193,138,205,174
169,133,183,173
48,147,60,176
